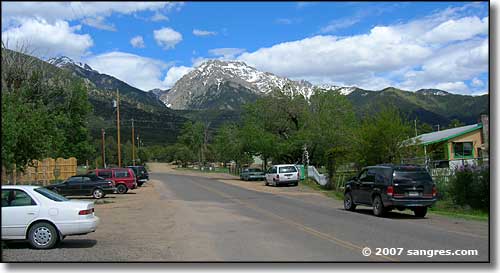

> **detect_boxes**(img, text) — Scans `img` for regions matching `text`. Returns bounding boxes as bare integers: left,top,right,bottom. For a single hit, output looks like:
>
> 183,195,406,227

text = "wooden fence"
2,157,77,185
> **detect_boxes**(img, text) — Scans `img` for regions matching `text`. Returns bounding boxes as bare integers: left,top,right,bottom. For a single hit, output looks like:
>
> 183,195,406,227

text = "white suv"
265,164,300,186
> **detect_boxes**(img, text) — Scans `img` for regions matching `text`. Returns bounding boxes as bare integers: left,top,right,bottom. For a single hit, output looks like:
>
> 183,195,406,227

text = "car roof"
2,185,40,190
273,164,297,167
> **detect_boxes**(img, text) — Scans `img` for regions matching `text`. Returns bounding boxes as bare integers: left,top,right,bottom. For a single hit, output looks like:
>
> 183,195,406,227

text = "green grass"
429,199,488,221
301,178,344,200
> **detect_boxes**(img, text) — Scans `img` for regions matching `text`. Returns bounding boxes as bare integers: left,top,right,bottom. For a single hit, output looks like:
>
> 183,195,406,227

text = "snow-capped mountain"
416,89,450,96
160,59,356,110
47,56,93,71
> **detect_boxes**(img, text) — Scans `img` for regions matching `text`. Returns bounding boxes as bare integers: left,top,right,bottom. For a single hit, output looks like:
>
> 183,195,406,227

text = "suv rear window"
279,166,297,173
114,170,130,178
393,171,432,181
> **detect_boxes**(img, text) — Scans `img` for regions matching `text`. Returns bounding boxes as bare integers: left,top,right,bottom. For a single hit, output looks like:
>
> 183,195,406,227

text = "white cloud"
1,18,93,59
163,66,194,88
130,36,145,48
86,51,171,91
151,12,169,22
81,16,116,31
209,48,246,59
193,29,217,37
472,77,484,87
320,17,361,33
275,18,293,25
153,27,182,50
2,2,182,26
237,6,488,94
423,16,488,44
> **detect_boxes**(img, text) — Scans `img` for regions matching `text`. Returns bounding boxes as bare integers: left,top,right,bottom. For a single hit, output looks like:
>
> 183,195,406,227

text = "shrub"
448,164,489,211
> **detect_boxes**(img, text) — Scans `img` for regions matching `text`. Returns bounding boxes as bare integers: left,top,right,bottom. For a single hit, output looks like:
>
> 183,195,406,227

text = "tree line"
147,89,424,189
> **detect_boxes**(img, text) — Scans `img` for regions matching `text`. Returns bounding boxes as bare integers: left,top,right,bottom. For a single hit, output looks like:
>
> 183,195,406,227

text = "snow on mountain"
160,59,358,110
416,89,450,96
47,56,93,71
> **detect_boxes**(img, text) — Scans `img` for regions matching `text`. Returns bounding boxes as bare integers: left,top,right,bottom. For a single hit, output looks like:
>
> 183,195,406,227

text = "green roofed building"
406,115,489,169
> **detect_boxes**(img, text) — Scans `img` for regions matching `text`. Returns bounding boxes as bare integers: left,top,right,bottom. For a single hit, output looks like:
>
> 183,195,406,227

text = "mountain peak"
416,89,450,96
48,56,93,71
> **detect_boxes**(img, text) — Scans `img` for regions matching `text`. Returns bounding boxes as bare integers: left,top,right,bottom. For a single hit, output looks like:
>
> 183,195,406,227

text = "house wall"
446,129,483,160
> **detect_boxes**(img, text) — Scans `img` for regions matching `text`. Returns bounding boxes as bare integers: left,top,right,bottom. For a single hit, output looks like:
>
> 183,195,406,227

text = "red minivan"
89,168,137,194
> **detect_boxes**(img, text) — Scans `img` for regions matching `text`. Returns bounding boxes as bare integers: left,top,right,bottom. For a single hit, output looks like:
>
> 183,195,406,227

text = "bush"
448,165,489,211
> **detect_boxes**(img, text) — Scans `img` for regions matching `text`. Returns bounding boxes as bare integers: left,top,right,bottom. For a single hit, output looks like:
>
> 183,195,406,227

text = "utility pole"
116,89,121,167
132,118,136,166
414,119,418,137
101,128,106,168
136,134,140,164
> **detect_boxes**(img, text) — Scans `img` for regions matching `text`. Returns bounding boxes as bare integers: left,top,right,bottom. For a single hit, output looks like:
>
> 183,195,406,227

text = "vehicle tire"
413,207,428,217
265,180,269,186
344,192,356,211
293,182,299,186
116,184,127,194
28,222,59,249
137,182,144,187
372,195,385,217
92,188,104,199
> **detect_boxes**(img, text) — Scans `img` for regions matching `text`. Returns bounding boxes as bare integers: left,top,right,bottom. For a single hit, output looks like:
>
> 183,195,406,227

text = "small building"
406,115,488,169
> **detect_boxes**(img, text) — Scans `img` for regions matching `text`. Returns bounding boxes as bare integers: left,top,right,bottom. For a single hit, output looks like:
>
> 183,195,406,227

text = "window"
270,167,277,174
114,171,130,178
375,168,392,184
453,142,473,158
360,169,375,182
83,177,92,183
99,171,112,179
35,188,69,202
279,166,297,173
2,190,37,207
67,177,82,184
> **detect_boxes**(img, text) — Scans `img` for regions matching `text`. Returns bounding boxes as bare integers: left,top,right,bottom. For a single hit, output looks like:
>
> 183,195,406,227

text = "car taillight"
387,186,394,196
79,208,94,215
432,185,437,197
276,174,279,180
297,172,300,179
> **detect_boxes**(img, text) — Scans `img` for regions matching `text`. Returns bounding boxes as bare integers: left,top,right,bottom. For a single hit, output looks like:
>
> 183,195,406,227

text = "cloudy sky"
1,1,489,95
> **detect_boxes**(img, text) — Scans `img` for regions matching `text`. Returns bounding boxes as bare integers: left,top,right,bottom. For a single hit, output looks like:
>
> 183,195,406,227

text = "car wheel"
413,207,428,218
28,222,59,249
137,182,144,187
293,182,299,186
116,184,127,194
265,180,269,186
344,192,356,211
372,195,385,217
92,188,104,199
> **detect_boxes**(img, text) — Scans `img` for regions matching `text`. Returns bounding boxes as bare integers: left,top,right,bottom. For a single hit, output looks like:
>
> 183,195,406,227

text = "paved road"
150,172,489,262
2,170,489,262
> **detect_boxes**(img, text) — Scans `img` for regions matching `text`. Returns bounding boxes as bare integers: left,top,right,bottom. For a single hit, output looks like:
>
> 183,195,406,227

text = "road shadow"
3,239,97,249
68,196,116,200
342,208,425,220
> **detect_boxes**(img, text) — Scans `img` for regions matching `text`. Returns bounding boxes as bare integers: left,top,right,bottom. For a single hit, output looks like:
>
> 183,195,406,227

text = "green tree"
178,121,205,164
305,90,357,189
355,106,415,166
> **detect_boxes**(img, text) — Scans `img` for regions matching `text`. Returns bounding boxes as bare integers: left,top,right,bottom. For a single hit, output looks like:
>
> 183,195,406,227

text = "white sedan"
2,185,99,249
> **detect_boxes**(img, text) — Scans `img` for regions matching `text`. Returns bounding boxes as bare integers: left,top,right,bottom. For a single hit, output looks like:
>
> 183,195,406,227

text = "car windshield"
279,166,297,173
248,168,262,172
35,187,69,202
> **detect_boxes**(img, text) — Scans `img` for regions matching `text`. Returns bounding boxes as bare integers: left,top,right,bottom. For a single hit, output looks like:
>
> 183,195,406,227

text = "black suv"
344,165,437,217
126,165,149,186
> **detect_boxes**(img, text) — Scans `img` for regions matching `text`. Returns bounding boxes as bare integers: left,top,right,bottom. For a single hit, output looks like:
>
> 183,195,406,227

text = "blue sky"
2,1,489,95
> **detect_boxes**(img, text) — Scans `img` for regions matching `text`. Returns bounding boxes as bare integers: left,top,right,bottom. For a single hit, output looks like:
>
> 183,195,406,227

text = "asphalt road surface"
2,167,489,262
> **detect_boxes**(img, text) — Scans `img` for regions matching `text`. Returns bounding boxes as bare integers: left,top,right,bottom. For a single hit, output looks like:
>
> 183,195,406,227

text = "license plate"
285,174,293,177
408,191,419,197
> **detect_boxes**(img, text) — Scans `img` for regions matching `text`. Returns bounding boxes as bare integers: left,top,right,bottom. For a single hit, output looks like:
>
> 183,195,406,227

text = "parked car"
126,165,149,187
2,185,99,249
45,174,116,199
343,164,437,217
265,164,300,186
88,168,137,194
240,168,265,181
